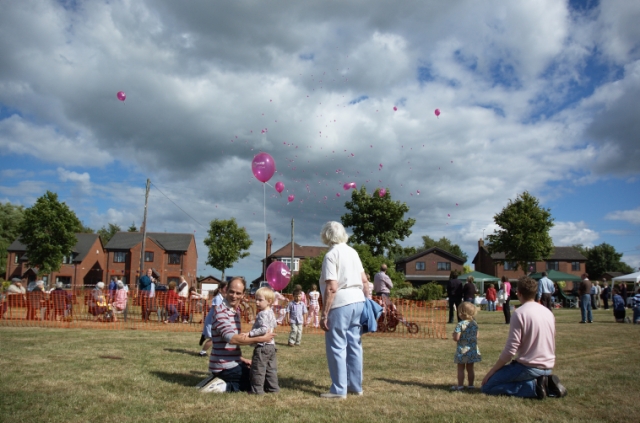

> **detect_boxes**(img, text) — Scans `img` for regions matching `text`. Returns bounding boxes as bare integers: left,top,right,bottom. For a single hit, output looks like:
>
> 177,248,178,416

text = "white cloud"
605,207,640,225
550,221,599,246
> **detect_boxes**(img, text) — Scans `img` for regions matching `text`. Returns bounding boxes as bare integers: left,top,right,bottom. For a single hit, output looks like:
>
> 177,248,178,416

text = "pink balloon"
350,182,357,189
266,261,291,291
378,188,386,197
393,106,397,111
275,181,285,193
434,108,440,117
336,193,341,197
252,152,276,183
116,91,126,102
288,194,295,202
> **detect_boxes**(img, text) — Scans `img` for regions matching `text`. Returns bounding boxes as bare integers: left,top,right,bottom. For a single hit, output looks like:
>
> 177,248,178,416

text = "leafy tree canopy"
486,191,554,275
203,218,252,280
127,222,137,232
98,223,121,245
573,243,635,280
0,202,25,277
419,235,469,263
17,191,82,274
341,186,415,256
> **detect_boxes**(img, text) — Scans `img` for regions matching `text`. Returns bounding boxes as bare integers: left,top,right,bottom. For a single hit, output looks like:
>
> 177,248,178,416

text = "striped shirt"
208,300,242,373
249,308,277,346
633,293,640,308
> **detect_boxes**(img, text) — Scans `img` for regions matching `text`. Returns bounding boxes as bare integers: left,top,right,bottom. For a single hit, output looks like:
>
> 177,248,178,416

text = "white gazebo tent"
612,271,640,294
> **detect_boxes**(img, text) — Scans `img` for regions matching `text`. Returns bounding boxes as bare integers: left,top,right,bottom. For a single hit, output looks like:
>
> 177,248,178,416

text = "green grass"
1,307,639,423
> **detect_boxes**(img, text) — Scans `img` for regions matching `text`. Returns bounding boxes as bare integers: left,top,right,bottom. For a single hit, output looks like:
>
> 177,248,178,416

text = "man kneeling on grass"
481,276,567,400
198,277,276,393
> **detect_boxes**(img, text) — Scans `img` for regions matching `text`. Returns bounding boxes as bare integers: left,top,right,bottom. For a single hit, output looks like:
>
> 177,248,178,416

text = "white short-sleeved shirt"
319,243,366,309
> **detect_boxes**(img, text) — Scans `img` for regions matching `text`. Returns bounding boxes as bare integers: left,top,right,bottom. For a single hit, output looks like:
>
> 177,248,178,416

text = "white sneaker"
199,377,227,393
450,386,464,391
320,392,346,399
195,375,215,389
348,390,363,396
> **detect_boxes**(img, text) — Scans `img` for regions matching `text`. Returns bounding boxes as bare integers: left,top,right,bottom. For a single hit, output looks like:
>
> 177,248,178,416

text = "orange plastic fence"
0,290,447,339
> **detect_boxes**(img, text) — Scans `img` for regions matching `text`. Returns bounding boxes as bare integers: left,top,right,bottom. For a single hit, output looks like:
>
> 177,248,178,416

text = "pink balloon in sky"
275,181,284,193
266,261,291,291
350,182,357,189
434,108,440,117
251,152,276,183
116,91,126,102
378,188,386,197
287,194,295,202
393,106,397,111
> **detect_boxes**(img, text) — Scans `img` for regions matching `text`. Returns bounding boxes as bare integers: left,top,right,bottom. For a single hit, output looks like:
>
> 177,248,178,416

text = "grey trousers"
250,344,279,395
289,323,303,345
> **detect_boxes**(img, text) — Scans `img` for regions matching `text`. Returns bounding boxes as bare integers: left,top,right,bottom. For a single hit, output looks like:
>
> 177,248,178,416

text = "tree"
79,223,94,233
419,235,469,262
341,187,415,256
97,223,121,245
0,202,25,277
293,252,326,293
127,222,137,232
203,218,253,280
574,243,635,280
17,191,83,274
486,191,554,275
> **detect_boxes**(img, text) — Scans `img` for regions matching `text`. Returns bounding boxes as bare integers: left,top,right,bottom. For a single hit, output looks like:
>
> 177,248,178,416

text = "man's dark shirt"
447,279,463,299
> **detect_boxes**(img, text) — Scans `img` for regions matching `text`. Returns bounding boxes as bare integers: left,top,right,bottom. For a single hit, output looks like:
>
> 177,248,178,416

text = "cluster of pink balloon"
378,188,387,197
265,261,291,291
343,182,356,190
116,91,126,102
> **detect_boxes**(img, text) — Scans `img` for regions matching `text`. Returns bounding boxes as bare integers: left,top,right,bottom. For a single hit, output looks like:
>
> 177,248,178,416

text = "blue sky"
1,0,639,281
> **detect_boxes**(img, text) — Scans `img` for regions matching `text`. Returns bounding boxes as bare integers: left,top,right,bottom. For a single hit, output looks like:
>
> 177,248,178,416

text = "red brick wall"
403,251,464,277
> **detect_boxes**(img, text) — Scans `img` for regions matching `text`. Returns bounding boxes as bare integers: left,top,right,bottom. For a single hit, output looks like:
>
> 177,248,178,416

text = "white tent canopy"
612,271,640,292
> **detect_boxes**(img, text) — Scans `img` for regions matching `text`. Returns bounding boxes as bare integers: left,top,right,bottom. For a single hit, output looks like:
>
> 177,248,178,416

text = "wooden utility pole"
138,179,150,284
290,218,295,281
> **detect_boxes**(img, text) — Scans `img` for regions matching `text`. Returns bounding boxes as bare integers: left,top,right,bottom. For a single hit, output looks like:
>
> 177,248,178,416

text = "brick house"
5,233,106,288
255,238,327,283
472,239,587,284
104,232,197,289
395,247,466,286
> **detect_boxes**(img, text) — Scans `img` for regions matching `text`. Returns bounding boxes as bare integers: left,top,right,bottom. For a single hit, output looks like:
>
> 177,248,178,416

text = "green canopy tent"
529,270,582,282
459,271,500,294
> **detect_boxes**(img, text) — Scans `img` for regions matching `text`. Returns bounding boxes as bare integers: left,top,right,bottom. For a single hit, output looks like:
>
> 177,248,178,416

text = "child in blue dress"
451,301,481,390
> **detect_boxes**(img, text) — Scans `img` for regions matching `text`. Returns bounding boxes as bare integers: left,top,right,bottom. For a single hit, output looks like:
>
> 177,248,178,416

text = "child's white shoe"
450,386,464,391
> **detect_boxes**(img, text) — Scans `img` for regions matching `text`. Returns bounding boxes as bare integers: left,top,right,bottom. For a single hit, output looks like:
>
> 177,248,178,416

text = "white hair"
117,281,124,289
320,221,349,246
36,280,45,287
56,282,63,289
96,282,105,289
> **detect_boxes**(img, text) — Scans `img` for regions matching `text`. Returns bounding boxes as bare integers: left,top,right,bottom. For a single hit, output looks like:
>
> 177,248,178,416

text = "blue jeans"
633,307,640,324
325,301,364,395
580,294,593,322
487,301,496,311
481,361,552,398
214,363,251,392
167,304,179,322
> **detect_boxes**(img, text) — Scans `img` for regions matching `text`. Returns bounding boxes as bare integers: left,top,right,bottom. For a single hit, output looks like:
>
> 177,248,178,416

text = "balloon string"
263,182,266,279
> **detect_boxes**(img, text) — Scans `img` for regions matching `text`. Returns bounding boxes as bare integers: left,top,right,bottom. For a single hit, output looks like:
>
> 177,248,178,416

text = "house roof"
198,275,223,284
105,232,194,252
479,246,586,261
8,233,101,263
395,247,465,265
268,242,327,259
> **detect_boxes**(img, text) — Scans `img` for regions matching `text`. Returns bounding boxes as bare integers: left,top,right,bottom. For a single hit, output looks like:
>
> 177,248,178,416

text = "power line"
150,181,205,228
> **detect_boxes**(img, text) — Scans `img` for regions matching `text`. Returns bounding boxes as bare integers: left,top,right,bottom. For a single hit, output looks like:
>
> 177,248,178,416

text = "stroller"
376,300,419,334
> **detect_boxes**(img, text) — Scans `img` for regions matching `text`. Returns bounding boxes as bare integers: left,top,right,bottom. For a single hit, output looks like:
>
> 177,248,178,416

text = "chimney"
478,238,484,248
266,233,272,257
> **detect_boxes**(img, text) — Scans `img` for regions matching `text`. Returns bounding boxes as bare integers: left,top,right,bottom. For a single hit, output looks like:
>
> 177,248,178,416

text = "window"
144,251,154,262
527,262,537,273
415,261,425,271
504,261,518,270
55,276,71,287
437,262,451,271
168,253,181,265
280,258,299,271
167,277,181,285
114,252,127,263
14,254,19,264
62,254,73,264
546,261,559,271
571,261,580,271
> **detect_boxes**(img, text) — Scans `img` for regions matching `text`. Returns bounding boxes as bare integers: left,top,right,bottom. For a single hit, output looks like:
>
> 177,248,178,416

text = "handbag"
498,290,505,302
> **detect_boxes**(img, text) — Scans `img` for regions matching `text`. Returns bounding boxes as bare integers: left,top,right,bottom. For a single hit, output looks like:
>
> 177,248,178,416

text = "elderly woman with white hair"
88,282,109,321
318,221,370,399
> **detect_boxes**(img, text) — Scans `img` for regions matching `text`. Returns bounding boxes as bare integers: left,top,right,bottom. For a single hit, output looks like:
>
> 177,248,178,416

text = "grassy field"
1,307,639,423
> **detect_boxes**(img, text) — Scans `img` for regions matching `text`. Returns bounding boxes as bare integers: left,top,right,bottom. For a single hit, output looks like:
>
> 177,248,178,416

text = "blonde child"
247,287,279,394
286,290,308,346
451,302,481,390
307,284,320,328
